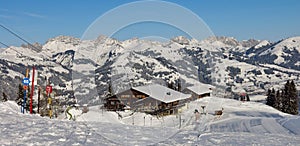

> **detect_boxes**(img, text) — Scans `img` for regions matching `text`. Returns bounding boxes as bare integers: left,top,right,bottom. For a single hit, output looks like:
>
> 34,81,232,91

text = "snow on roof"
132,84,191,103
186,83,214,95
250,95,267,101
232,87,246,93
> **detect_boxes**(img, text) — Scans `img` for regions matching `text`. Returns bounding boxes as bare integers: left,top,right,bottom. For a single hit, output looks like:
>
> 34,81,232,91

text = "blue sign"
22,78,30,85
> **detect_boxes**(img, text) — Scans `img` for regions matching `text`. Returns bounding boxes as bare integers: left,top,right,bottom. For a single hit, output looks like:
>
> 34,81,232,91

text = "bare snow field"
1,97,300,145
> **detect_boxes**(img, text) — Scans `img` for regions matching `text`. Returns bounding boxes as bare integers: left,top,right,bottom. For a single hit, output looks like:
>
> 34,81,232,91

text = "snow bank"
1,97,300,145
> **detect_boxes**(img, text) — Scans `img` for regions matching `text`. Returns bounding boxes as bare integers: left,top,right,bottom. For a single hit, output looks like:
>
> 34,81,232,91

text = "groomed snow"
1,96,300,145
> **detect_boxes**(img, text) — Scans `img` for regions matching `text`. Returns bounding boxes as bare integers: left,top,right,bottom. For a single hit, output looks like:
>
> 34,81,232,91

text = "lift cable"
0,24,42,51
0,41,10,48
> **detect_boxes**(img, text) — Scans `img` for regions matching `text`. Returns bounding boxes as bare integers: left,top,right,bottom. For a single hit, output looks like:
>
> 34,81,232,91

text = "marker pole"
22,90,26,114
22,69,29,114
30,66,35,114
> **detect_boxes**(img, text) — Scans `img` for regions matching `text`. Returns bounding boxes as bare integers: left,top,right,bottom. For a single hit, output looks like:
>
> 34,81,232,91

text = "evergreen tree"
281,80,299,115
282,80,290,113
267,80,299,115
167,82,171,89
289,80,298,115
2,92,8,102
266,88,276,107
15,84,37,113
107,83,113,97
167,81,174,90
15,84,24,105
246,94,250,101
275,90,282,111
177,80,182,91
27,87,37,112
24,89,37,114
271,88,276,107
266,89,271,105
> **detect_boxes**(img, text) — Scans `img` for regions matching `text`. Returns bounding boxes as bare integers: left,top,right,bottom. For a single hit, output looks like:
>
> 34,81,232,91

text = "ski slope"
1,97,300,145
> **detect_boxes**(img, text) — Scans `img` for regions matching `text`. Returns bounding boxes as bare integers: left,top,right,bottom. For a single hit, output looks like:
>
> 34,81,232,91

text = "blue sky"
0,0,300,46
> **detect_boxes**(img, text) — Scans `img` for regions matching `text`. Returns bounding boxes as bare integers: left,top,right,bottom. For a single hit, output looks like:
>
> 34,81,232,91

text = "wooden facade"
104,96,126,111
104,88,147,111
182,88,211,100
104,88,188,115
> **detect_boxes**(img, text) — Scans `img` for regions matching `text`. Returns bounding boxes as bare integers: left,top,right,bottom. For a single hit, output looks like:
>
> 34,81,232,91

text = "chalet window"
121,95,130,98
136,95,145,99
173,101,178,106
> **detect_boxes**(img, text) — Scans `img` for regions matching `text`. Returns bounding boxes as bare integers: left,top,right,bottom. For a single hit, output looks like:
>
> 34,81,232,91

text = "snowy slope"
95,37,200,97
1,96,300,145
0,42,74,101
158,97,300,145
1,35,300,105
254,40,270,49
212,58,300,95
247,37,300,71
259,37,300,63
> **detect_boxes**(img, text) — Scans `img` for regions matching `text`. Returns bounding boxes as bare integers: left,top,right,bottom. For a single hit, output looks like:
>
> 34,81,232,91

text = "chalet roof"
232,87,246,94
186,83,214,95
132,84,191,103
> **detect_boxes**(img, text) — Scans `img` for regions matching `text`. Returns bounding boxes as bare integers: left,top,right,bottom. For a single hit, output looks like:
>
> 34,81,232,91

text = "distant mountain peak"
95,35,121,44
254,40,270,49
46,35,81,46
171,36,190,45
205,36,261,48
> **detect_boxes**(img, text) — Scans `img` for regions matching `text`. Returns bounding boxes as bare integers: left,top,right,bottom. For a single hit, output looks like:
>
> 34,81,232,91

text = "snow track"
207,118,291,135
1,97,300,145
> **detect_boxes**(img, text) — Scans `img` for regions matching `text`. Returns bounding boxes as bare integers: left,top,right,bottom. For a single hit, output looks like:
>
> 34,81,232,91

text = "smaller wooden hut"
182,84,214,100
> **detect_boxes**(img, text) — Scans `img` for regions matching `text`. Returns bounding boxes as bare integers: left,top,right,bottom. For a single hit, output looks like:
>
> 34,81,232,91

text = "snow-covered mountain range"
1,35,300,104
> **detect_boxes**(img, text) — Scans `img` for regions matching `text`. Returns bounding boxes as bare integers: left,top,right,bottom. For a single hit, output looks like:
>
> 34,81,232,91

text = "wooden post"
179,114,181,129
132,115,134,125
37,87,40,114
26,68,29,78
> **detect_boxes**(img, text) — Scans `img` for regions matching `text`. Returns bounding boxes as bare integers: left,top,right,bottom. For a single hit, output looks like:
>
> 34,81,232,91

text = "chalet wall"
117,89,148,108
105,88,191,115
182,88,210,100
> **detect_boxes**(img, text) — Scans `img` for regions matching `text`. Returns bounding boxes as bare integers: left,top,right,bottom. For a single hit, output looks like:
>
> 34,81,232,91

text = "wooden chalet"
104,96,125,111
104,84,191,116
182,84,214,100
